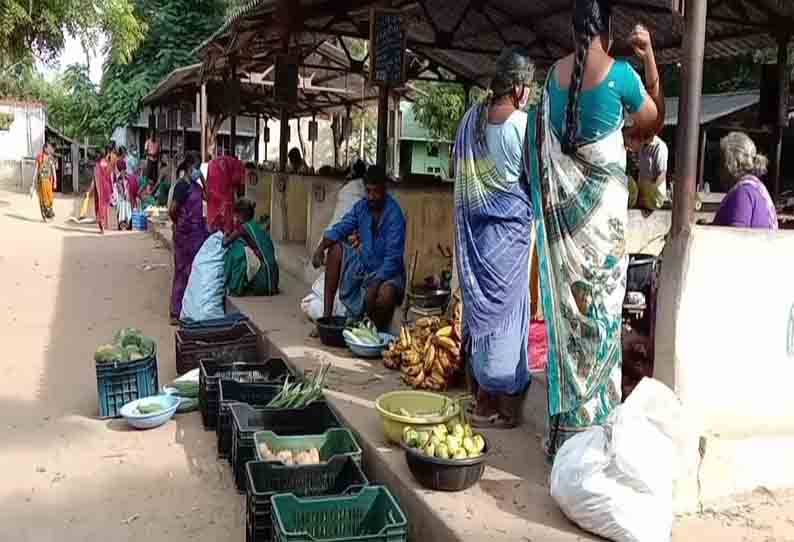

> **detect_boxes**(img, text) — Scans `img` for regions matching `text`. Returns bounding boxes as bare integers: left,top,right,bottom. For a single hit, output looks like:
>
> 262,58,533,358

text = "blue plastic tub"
120,395,179,429
131,210,148,231
96,352,159,418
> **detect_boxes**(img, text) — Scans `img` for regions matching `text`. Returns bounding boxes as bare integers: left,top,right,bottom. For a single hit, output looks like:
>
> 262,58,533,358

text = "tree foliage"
98,0,226,134
0,0,145,65
411,81,538,142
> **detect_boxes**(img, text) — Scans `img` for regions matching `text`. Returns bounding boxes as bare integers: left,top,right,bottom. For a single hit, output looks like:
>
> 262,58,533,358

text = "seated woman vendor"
713,132,778,230
312,165,406,330
223,199,279,296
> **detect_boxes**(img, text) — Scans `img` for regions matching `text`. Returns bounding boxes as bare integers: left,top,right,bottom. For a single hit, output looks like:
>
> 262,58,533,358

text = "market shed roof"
144,42,382,119
196,0,794,87
664,91,760,127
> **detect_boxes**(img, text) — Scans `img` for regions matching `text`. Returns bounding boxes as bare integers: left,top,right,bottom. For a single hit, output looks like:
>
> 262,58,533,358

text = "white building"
0,100,46,191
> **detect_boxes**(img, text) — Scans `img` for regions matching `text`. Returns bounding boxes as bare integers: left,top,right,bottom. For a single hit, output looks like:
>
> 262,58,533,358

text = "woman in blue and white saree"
453,47,535,429
525,0,665,458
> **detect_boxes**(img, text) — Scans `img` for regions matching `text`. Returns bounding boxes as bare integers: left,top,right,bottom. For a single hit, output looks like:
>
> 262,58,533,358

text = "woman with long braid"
453,47,535,428
524,0,664,457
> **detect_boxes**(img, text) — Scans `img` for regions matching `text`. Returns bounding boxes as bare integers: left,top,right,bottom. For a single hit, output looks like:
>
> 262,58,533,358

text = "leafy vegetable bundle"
266,363,330,409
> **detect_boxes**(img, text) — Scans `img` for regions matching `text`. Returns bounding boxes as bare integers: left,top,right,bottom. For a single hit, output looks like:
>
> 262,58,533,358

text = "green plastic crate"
254,428,363,464
271,486,407,542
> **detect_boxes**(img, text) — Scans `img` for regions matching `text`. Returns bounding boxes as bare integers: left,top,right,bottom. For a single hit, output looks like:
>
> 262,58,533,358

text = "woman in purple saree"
169,153,208,324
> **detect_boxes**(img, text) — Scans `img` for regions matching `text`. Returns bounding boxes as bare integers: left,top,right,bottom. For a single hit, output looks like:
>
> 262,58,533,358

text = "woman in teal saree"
224,199,279,296
525,0,665,458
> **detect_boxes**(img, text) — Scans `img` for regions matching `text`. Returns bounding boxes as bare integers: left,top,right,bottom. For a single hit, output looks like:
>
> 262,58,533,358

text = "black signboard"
275,54,299,106
369,9,406,86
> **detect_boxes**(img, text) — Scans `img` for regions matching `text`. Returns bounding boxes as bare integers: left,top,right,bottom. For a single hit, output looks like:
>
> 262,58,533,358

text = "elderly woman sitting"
713,132,778,229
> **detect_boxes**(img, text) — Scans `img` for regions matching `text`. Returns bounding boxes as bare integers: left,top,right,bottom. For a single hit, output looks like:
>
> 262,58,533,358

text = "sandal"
469,410,519,429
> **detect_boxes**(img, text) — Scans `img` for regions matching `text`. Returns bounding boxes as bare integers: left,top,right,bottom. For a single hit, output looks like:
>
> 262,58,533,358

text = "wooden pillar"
254,115,260,163
230,115,237,158
263,117,269,162
311,113,316,170
168,107,175,168
376,86,389,167
279,110,289,172
770,35,790,200
671,0,707,236
200,83,208,164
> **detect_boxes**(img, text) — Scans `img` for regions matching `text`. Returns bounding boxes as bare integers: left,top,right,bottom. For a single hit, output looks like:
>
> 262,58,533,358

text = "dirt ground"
0,191,242,542
2,189,794,542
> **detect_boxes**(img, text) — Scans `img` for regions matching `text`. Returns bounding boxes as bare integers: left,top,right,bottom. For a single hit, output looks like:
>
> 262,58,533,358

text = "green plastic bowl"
374,390,460,444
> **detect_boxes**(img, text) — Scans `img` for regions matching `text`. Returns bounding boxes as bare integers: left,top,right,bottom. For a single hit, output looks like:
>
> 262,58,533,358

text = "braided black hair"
476,46,534,150
562,0,613,156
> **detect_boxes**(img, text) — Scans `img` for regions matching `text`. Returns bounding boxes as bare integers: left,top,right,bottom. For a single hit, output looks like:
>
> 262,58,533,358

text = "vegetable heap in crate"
94,328,156,364
258,443,321,465
403,421,485,460
383,315,462,391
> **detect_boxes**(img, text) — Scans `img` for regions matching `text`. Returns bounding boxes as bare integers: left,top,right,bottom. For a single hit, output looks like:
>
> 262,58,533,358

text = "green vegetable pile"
266,363,330,409
136,402,162,415
343,318,384,347
403,422,485,460
94,328,156,364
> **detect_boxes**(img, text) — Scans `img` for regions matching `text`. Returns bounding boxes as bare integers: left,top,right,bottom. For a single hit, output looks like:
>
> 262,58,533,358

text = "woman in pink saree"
92,145,114,234
206,155,245,234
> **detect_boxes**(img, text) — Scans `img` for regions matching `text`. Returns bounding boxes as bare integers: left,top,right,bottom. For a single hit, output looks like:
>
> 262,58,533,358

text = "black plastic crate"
199,358,294,429
246,456,369,542
176,321,260,375
95,352,159,418
230,402,342,492
216,379,280,460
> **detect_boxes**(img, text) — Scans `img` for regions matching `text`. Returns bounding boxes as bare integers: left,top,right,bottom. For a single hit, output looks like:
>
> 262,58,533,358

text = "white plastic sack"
550,378,684,542
301,180,364,321
180,232,228,322
300,273,346,321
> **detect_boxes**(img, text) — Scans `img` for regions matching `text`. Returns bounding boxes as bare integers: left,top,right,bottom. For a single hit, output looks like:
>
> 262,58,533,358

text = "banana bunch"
383,316,463,391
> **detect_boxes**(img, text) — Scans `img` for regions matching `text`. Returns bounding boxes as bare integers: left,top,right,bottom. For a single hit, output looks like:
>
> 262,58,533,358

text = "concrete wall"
655,225,794,437
269,173,308,243
0,102,45,161
244,169,272,222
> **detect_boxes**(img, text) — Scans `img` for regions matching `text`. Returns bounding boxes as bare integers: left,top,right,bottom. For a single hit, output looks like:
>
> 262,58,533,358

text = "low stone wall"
0,160,34,192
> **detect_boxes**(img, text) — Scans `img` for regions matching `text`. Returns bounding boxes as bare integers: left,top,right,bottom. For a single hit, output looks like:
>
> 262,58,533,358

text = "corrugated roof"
664,91,760,126
195,1,794,88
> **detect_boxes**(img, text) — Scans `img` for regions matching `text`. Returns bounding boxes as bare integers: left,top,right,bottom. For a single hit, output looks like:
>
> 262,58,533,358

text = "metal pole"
230,115,237,158
376,86,389,167
311,113,316,170
697,128,707,191
770,35,790,200
671,0,707,236
279,110,289,172
264,117,269,162
254,115,260,163
200,83,208,164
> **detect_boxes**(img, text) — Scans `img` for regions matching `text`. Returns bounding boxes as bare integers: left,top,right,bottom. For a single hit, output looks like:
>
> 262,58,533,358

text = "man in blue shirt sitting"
312,165,406,330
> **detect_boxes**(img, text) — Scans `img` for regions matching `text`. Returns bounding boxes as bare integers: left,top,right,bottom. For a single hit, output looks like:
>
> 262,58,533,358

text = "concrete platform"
150,221,794,542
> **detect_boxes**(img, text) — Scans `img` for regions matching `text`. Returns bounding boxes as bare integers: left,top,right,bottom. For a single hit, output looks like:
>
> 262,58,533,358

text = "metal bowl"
408,287,451,309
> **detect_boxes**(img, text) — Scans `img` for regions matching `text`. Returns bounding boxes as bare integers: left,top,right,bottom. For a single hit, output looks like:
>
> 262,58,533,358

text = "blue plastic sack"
180,232,228,322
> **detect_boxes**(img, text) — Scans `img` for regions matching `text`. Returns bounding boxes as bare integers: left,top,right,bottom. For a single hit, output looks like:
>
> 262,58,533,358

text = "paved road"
0,191,242,542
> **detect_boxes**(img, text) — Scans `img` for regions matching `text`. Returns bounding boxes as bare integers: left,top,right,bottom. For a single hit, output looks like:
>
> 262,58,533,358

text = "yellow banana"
435,336,459,355
423,344,436,371
402,364,422,377
435,326,453,338
416,317,432,328
436,350,450,370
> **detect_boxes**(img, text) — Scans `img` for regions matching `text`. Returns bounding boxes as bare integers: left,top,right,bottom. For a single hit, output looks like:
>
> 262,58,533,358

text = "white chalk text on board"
369,9,406,86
